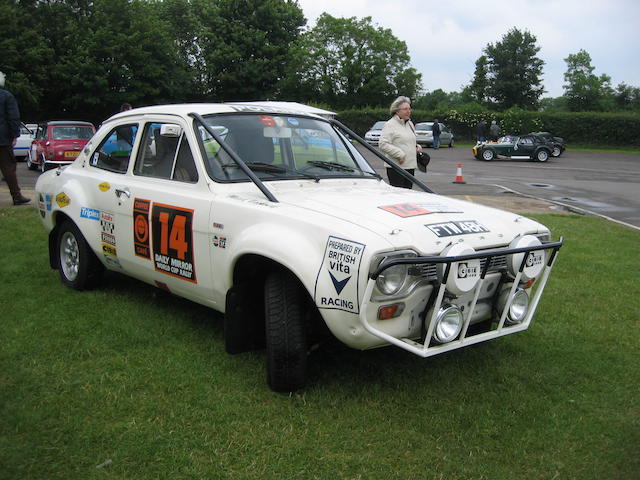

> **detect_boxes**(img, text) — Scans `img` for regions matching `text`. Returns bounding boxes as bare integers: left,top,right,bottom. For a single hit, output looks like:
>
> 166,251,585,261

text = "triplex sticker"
314,236,365,314
80,207,100,221
426,220,490,237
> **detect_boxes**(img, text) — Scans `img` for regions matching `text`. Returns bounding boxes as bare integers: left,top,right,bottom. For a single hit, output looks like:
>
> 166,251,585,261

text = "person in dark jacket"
432,118,441,149
475,120,487,144
0,71,30,205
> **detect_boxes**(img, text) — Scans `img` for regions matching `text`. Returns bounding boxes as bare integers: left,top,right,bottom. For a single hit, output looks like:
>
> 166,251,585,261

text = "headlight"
498,288,530,325
376,263,408,295
508,235,545,282
433,305,464,343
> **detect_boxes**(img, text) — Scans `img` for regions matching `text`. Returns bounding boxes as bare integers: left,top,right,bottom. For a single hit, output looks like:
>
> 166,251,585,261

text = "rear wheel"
551,146,561,157
56,221,104,290
449,138,454,148
481,149,495,161
264,270,308,392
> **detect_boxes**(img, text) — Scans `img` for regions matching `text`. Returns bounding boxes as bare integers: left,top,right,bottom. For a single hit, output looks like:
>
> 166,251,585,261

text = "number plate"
64,151,80,158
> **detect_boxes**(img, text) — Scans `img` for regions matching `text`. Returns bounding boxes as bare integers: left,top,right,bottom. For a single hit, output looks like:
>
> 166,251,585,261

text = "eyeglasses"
399,106,412,111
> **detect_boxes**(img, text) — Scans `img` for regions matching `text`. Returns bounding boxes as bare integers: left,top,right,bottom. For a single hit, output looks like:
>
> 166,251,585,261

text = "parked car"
414,122,454,147
472,134,553,162
28,120,95,172
35,103,563,392
529,132,566,157
13,123,36,160
364,121,386,146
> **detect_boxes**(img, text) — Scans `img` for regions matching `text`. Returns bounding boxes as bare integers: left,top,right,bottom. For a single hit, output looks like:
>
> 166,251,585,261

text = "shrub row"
336,107,640,146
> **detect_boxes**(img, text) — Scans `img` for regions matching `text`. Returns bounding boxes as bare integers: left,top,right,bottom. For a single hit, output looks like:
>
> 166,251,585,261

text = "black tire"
481,149,495,161
56,221,104,290
26,151,37,170
264,271,307,392
449,138,454,148
536,149,549,162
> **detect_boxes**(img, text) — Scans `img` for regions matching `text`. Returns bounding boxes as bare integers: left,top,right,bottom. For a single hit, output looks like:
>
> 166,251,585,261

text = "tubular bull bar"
358,238,564,357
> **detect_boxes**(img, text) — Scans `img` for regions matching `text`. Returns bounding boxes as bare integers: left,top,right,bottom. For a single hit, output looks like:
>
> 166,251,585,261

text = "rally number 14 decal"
133,199,197,283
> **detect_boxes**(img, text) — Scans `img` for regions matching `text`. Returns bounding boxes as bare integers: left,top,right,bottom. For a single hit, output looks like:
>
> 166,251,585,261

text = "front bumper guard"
358,239,563,358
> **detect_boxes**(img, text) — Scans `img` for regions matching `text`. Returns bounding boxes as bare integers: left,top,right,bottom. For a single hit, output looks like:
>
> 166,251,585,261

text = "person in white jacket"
379,96,422,188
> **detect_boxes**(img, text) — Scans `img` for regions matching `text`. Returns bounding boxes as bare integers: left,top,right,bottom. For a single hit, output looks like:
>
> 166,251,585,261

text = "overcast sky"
295,0,640,98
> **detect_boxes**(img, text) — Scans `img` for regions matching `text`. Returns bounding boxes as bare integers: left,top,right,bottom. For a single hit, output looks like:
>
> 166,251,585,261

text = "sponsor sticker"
426,220,490,237
133,198,151,259
45,194,52,211
212,235,228,249
314,236,365,314
98,182,111,192
80,207,100,221
55,192,70,208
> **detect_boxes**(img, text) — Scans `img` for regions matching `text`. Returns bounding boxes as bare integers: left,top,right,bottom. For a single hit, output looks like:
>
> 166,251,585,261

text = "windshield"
197,114,377,182
371,121,386,130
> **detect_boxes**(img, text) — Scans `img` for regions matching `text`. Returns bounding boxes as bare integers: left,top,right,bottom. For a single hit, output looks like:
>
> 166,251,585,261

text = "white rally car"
35,103,563,392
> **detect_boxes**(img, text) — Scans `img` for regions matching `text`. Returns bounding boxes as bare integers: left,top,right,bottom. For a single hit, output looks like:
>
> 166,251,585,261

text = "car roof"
43,121,95,126
106,102,327,124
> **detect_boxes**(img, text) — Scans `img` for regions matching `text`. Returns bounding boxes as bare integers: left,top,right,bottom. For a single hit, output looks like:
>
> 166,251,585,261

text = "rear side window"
90,124,138,174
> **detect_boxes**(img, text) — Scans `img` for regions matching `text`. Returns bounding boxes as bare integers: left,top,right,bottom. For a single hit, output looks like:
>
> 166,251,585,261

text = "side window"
90,124,138,174
134,123,198,182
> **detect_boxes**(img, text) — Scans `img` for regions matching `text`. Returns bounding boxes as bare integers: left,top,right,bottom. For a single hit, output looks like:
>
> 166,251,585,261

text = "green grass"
1,207,638,480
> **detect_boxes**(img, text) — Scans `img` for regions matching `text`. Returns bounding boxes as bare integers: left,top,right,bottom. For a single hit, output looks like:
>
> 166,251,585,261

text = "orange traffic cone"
453,162,466,184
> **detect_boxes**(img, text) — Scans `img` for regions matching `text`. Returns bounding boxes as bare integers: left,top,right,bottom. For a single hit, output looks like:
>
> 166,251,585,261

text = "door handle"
115,188,131,199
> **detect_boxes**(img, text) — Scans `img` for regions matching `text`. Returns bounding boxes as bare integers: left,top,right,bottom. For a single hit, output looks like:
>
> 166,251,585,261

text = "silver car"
415,122,454,148
364,121,386,146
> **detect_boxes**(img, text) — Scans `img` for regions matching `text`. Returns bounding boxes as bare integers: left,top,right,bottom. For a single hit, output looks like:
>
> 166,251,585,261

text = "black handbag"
417,151,430,172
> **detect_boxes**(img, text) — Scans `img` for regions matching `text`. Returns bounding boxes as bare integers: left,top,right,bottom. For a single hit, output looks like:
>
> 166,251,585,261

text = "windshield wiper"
306,160,355,172
224,162,320,181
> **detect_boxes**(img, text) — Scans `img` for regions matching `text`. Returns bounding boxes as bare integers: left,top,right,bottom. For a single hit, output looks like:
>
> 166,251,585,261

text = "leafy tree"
563,49,613,111
467,55,490,105
285,14,422,109
614,82,640,111
484,28,545,110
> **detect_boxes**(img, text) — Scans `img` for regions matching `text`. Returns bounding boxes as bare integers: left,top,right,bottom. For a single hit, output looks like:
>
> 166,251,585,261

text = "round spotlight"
433,305,464,343
508,235,545,282
438,243,481,296
498,288,530,325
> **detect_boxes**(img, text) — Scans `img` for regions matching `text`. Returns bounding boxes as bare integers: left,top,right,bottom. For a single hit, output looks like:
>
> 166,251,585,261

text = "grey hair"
0,71,5,88
389,96,411,115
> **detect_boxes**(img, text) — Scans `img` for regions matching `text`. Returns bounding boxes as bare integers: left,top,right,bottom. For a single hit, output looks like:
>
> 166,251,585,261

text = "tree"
614,82,640,111
467,55,490,105
563,49,613,111
484,28,545,110
285,14,422,109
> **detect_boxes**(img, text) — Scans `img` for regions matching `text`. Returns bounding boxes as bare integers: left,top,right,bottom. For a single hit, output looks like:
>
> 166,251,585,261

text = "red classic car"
28,121,95,172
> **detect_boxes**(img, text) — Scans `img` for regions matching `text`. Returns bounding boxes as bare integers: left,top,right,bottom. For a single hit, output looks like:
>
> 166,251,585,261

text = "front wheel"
26,151,38,170
56,221,104,290
481,149,495,161
536,150,549,162
264,271,308,392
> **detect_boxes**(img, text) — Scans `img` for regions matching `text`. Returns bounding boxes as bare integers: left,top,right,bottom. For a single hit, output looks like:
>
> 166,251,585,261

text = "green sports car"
472,134,553,162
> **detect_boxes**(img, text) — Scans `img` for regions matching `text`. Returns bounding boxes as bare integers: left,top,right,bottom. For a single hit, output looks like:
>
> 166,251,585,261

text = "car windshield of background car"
198,114,376,183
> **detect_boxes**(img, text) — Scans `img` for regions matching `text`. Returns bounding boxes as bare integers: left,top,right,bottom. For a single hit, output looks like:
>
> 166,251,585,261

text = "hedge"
336,108,640,146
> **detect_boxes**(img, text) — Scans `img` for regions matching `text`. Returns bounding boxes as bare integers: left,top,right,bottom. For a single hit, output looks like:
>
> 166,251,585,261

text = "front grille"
408,254,508,281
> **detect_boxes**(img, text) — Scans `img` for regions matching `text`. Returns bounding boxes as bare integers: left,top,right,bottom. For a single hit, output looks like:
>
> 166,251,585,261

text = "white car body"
13,123,35,160
364,121,386,145
35,103,562,392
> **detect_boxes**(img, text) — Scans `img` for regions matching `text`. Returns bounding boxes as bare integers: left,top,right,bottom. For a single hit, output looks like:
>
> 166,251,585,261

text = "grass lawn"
1,207,638,480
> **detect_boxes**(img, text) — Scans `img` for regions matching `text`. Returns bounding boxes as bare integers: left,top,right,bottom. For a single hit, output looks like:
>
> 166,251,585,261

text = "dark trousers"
386,167,414,189
0,146,22,198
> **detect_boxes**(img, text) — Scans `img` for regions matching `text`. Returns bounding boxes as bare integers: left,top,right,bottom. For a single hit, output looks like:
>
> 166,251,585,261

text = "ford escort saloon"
35,103,563,392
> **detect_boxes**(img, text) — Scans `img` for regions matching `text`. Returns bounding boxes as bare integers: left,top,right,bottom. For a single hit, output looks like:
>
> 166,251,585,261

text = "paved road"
358,145,640,229
5,146,640,229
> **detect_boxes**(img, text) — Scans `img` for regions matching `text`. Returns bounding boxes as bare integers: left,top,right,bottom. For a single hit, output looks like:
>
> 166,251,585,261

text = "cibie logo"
526,251,544,267
457,262,478,279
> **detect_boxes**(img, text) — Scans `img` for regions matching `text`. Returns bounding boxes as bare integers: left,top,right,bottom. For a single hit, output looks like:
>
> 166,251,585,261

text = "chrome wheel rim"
60,231,79,281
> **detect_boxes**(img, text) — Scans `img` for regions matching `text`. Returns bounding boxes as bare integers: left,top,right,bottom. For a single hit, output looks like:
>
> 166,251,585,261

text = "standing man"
0,71,30,205
489,120,501,141
432,118,441,149
475,120,487,144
